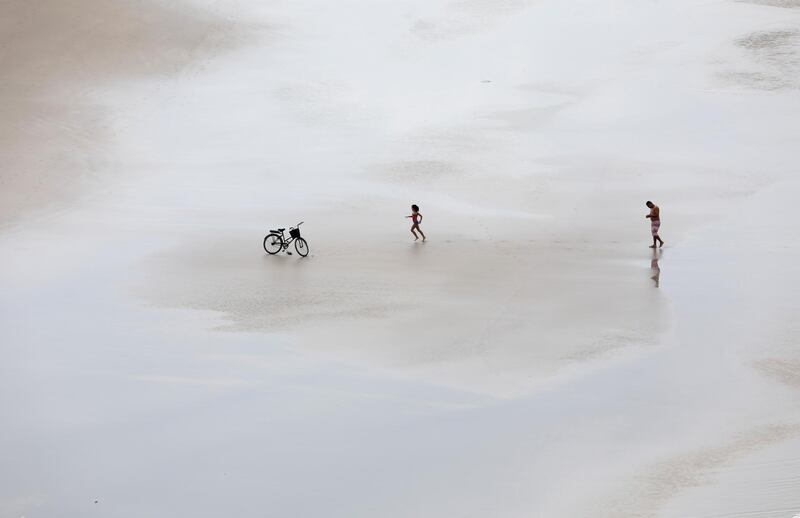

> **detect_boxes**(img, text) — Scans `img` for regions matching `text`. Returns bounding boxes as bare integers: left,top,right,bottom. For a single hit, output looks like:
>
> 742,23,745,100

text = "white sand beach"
1,0,799,516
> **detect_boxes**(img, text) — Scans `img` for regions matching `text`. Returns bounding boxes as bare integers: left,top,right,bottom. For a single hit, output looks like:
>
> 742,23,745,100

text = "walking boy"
646,201,664,248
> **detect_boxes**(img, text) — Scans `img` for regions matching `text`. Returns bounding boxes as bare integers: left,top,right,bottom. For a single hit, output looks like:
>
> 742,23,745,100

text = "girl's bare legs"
415,225,426,242
411,226,419,241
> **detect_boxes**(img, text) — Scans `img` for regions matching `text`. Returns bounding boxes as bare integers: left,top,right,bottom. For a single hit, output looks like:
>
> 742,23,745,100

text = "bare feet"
659,242,664,248
649,245,656,248
414,237,419,241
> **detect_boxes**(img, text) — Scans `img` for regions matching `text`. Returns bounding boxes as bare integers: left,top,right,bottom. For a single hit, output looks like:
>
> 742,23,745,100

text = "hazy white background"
1,0,799,516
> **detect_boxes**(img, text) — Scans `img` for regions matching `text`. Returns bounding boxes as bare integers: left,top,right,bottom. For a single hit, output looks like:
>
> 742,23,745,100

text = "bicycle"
264,222,309,257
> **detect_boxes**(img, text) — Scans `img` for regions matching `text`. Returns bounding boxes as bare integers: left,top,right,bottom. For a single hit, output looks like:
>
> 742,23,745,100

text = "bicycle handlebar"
290,222,304,230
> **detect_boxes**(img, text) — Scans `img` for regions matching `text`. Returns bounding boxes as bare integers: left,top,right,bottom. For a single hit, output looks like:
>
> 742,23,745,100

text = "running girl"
406,204,426,241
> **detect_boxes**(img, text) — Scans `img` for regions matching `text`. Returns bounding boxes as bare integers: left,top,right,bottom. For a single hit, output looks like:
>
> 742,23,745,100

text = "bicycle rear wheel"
294,237,309,257
264,234,283,254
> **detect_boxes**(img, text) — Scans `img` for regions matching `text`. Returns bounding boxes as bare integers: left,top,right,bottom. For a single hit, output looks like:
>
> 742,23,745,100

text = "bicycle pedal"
286,252,292,255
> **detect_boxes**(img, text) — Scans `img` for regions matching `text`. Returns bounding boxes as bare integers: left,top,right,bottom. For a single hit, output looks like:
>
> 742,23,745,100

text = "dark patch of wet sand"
0,0,242,227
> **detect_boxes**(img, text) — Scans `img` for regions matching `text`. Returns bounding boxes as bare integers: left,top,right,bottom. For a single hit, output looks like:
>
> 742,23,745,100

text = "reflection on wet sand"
650,249,661,288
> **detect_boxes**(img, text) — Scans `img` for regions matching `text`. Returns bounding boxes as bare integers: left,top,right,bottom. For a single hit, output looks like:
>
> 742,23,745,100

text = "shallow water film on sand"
1,0,799,516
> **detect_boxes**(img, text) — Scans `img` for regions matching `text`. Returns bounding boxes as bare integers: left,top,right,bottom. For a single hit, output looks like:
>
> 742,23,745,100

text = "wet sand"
2,0,800,516
0,0,238,226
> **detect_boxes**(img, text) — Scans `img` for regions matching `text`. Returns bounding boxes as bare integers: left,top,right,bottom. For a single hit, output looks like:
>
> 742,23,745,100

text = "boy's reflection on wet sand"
650,249,661,288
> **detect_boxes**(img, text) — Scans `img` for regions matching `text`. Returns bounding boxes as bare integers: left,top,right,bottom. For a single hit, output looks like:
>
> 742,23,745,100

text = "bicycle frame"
273,222,303,249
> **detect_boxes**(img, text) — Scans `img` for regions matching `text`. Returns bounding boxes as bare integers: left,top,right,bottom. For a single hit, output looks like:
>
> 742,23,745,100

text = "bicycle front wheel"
294,237,309,257
264,234,283,254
